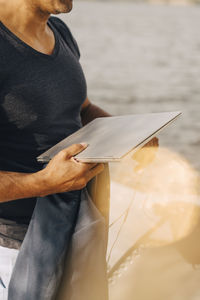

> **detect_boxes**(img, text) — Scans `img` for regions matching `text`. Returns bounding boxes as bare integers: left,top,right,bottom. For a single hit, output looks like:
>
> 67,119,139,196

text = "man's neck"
0,0,50,38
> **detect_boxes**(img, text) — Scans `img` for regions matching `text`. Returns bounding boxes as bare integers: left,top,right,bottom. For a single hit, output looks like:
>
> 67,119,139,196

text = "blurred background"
60,0,200,172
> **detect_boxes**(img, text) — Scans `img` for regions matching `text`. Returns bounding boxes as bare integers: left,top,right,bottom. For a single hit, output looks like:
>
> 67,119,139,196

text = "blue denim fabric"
56,187,108,300
8,187,109,300
8,190,82,300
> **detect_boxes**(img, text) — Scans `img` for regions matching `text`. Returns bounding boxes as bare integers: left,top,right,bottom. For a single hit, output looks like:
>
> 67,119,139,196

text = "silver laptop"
37,111,181,163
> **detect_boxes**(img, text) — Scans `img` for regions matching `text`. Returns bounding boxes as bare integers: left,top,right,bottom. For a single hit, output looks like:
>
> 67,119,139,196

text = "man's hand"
39,143,104,196
0,143,104,203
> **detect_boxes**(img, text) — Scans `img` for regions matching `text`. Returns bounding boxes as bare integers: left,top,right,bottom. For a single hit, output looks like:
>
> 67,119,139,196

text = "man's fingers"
72,157,98,170
60,143,88,158
85,163,104,182
152,137,159,147
144,137,159,148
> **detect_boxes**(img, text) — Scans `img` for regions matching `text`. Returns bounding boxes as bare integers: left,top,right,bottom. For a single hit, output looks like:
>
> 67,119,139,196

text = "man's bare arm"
0,143,104,203
0,170,45,203
80,97,112,126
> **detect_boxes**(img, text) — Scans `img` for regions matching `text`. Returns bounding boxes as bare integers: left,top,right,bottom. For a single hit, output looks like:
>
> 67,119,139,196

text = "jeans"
8,189,82,300
8,187,109,300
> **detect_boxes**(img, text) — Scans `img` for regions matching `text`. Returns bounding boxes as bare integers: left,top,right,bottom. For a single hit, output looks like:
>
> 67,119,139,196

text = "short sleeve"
49,16,80,59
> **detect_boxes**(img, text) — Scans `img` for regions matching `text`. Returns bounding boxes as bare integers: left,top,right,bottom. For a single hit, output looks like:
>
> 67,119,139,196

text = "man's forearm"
80,103,112,126
0,143,105,203
0,170,44,203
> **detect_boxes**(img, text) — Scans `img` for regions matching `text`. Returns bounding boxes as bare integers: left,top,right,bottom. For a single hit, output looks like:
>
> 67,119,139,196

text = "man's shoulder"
49,16,74,42
49,16,69,30
49,16,80,59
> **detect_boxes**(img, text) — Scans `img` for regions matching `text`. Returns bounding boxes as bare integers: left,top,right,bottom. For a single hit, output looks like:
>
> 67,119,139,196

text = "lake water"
60,1,200,172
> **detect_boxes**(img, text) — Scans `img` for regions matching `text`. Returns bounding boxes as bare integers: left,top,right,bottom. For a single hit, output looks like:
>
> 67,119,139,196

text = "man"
0,0,112,298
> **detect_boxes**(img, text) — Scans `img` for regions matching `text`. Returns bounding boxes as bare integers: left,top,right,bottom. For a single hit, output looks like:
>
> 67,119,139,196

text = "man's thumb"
65,143,88,158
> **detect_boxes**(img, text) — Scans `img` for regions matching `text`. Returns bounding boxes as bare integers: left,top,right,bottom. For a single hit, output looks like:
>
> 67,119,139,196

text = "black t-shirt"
0,16,87,226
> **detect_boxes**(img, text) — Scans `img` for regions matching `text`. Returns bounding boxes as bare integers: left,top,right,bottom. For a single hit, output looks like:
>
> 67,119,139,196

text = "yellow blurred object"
111,147,200,245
